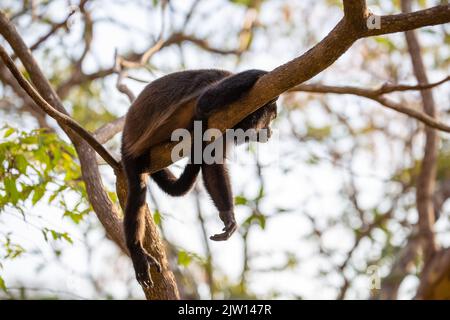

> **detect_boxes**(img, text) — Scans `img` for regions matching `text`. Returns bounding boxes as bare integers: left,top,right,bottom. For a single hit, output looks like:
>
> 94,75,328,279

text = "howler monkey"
121,69,277,288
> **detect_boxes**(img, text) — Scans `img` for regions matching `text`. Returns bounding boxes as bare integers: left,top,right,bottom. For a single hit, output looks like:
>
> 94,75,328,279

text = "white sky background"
0,0,449,299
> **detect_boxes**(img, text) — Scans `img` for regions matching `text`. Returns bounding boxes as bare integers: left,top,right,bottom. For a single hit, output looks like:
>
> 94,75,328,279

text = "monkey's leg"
123,155,161,288
202,163,237,241
196,69,267,119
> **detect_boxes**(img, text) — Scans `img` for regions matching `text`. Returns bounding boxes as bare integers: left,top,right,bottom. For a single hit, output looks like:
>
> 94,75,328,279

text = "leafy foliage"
0,126,88,219
0,127,91,290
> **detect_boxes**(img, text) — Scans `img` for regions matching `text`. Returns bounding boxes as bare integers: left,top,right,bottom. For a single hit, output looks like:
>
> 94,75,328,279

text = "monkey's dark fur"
121,69,277,288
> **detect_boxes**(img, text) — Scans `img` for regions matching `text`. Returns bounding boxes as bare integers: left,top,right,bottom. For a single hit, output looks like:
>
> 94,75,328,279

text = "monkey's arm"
151,164,200,196
196,69,267,119
193,70,266,241
202,163,237,241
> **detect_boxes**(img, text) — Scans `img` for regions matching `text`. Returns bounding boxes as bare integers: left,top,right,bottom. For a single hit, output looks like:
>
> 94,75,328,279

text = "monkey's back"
122,69,231,158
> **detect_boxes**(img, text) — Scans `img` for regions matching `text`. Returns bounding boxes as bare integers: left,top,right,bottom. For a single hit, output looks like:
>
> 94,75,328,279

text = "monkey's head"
233,98,278,144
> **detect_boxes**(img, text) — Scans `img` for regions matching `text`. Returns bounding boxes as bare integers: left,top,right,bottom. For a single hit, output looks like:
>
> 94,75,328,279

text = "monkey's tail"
122,155,148,252
151,163,200,197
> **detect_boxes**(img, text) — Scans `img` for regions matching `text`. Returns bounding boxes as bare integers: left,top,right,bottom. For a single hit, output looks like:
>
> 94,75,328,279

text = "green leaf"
60,233,73,244
0,276,6,292
19,184,33,201
47,192,59,204
177,250,192,267
235,195,248,206
15,154,28,174
306,125,332,141
48,185,67,204
32,184,46,205
63,210,84,224
3,127,15,138
42,228,73,244
4,238,25,259
256,214,266,229
4,177,20,205
242,213,266,229
230,0,254,7
374,37,396,52
153,209,161,225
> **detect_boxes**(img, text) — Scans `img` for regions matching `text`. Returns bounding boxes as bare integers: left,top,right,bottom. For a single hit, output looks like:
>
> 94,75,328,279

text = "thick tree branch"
343,0,368,30
144,4,450,174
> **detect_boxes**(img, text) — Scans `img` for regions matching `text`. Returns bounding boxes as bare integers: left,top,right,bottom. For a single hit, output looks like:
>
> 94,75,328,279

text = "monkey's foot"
210,211,237,241
131,248,162,289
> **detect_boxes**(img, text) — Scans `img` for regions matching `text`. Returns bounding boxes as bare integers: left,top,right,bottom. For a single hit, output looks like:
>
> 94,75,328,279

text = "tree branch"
402,0,439,262
0,45,121,171
343,0,368,30
10,8,75,60
416,248,450,299
56,67,115,99
144,4,450,174
94,116,126,144
288,77,450,133
0,61,50,128
363,5,450,37
375,233,421,299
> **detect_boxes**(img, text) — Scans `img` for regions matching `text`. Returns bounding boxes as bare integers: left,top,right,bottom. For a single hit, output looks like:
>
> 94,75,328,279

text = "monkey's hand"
210,210,237,241
130,246,162,289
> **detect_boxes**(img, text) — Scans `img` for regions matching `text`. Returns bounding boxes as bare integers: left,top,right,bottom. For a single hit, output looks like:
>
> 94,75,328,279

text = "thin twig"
289,77,450,133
